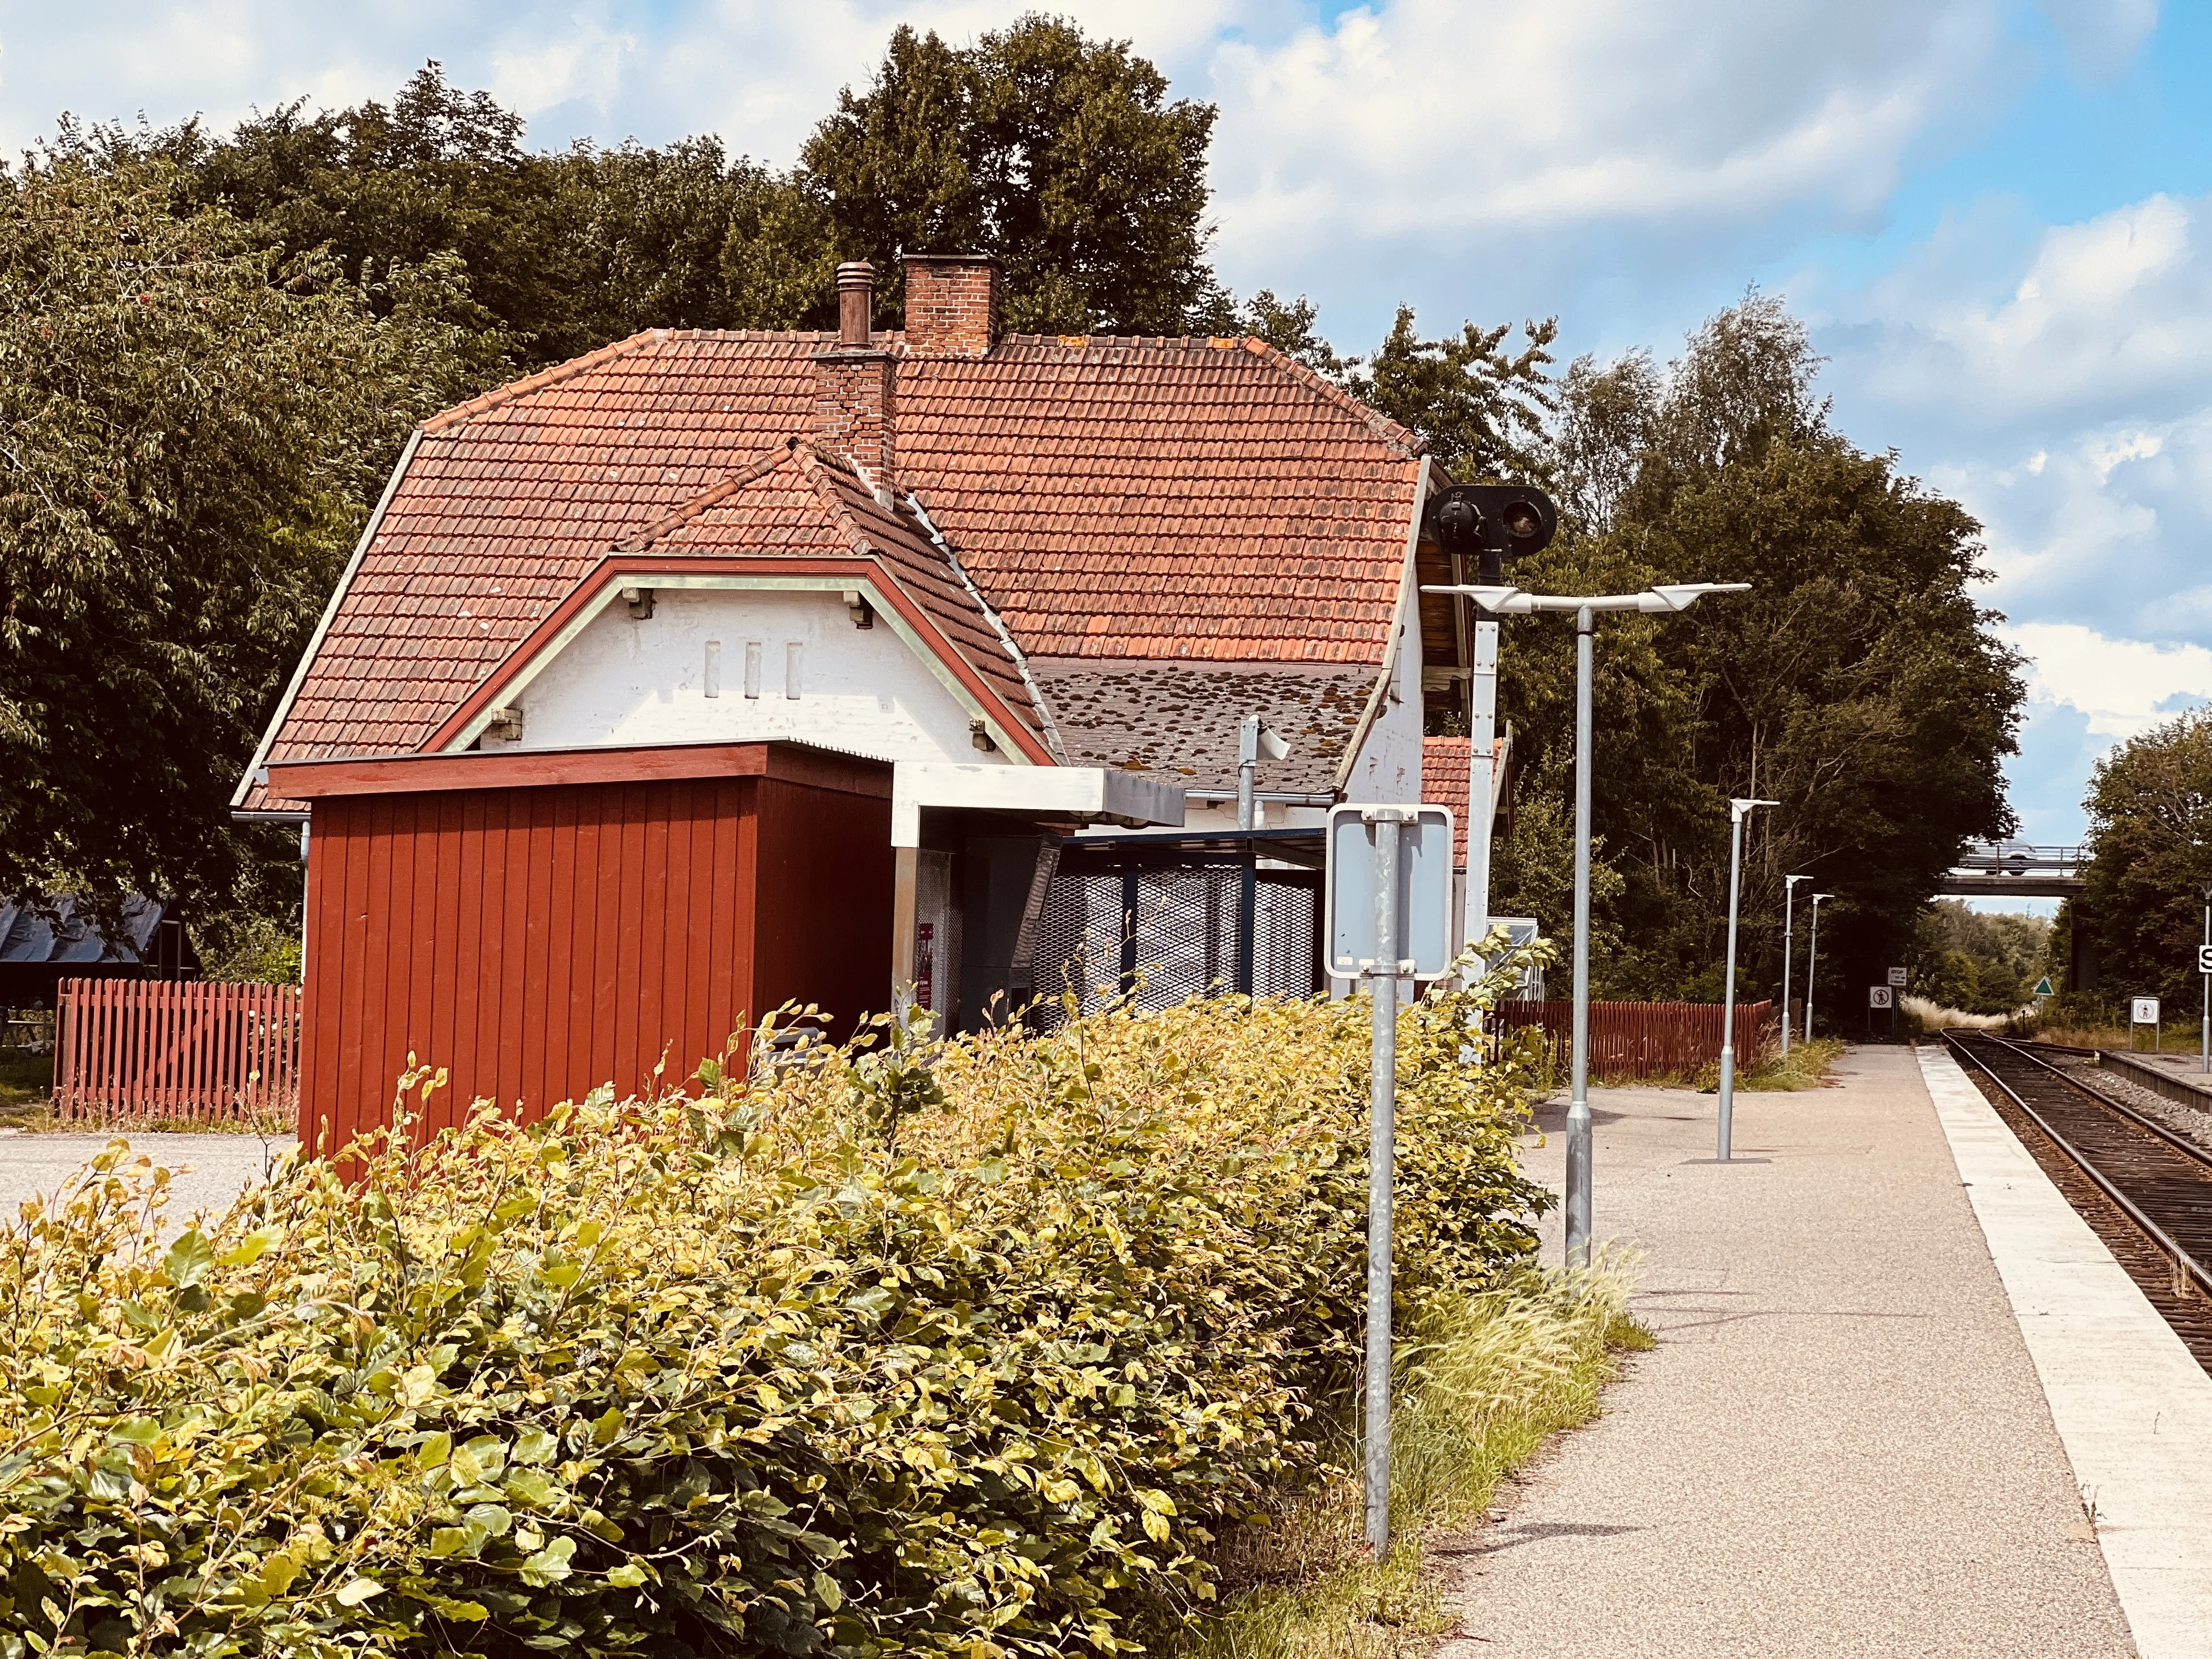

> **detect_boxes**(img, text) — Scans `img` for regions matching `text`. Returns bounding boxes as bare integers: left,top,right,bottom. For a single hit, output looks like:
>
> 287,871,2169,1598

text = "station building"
235,255,1488,1143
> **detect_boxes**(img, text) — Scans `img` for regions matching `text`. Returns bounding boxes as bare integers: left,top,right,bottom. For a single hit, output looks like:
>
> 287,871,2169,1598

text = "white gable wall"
1344,607,1424,805
502,587,1018,765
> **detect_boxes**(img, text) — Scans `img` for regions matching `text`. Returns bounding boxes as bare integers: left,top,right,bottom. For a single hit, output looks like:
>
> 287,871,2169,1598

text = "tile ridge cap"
613,438,800,553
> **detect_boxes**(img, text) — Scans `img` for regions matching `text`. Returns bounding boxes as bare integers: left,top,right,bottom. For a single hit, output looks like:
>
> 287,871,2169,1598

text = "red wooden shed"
267,741,890,1150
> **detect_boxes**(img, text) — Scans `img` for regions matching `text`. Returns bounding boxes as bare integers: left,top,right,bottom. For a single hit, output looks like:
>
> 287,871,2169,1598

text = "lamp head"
1730,796,1781,820
1785,873,1810,888
1638,581,1752,614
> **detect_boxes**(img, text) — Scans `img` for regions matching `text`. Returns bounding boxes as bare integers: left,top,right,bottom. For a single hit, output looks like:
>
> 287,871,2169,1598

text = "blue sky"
4,0,2205,882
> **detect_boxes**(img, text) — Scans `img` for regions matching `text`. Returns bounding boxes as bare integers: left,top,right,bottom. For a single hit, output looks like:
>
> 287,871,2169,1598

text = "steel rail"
1945,1031,2212,1301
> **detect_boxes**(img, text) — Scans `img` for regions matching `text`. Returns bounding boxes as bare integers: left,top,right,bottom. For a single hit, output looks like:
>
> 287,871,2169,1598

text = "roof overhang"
265,738,892,802
891,763,1184,847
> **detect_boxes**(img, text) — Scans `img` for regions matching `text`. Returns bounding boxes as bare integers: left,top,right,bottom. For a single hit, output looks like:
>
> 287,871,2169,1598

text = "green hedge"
0,981,1547,1658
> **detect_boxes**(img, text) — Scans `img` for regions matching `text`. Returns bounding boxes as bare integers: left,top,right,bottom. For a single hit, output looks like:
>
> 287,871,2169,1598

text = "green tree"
0,151,479,917
801,16,1220,334
2077,707,2212,1012
1348,307,1557,479
1489,297,2023,1005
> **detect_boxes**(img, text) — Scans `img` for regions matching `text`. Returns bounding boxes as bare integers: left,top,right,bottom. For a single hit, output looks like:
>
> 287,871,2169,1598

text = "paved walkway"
1442,1044,2148,1657
0,1130,293,1239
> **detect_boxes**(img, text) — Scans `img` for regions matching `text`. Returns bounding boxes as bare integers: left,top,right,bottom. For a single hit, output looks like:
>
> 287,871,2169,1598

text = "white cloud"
1841,192,2212,430
1204,0,2011,280
2002,621,2212,740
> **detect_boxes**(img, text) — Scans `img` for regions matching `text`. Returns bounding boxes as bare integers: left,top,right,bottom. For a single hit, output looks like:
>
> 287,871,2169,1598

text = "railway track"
1946,1030,2212,1368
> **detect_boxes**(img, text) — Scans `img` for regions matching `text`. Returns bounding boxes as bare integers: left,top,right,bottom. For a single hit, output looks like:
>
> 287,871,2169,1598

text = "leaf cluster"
2072,706,2212,1012
0,984,1546,1657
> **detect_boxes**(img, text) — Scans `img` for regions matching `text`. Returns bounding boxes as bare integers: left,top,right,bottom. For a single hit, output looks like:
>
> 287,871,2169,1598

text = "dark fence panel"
1496,998,1775,1082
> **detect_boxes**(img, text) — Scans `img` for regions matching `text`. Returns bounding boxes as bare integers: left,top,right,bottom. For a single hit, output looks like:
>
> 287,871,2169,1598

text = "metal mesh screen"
1032,856,1322,1025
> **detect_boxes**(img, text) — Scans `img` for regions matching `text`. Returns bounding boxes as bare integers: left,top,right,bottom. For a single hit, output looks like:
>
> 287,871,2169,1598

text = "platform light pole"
1804,892,1833,1043
1718,799,1779,1161
1781,874,1809,1058
2199,883,2209,1075
1423,579,1751,1267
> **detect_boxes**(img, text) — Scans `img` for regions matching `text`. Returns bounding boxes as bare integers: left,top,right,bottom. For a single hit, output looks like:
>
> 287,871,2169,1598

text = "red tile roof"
240,328,1427,806
1424,736,1471,866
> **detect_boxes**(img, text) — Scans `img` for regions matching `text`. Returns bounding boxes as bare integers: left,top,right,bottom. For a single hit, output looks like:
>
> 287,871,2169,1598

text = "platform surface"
0,1130,293,1240
1442,1043,2156,1657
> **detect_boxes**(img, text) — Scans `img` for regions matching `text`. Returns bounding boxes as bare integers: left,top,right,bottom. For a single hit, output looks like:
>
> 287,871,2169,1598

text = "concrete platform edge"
1918,1042,2212,1659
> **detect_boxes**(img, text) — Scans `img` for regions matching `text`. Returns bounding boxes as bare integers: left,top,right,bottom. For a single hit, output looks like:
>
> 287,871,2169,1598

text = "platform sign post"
2131,996,2160,1054
1867,983,1893,1036
2198,887,2210,1074
1325,803,1453,1560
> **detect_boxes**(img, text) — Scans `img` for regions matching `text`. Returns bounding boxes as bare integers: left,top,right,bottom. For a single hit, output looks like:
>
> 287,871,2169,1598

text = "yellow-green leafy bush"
0,981,1548,1658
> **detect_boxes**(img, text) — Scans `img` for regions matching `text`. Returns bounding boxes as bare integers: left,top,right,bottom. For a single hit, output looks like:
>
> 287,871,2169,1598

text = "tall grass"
1186,1263,1645,1658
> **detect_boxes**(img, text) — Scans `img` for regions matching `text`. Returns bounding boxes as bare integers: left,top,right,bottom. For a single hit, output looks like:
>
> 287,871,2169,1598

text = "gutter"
230,425,426,809
907,492,1070,764
1336,455,1434,794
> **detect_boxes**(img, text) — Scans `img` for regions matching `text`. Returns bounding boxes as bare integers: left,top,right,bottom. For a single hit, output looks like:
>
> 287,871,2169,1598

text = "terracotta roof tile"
249,330,1425,777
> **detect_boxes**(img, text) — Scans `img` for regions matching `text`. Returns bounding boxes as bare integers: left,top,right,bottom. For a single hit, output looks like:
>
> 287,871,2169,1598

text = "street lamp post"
1781,874,1809,1058
1804,893,1833,1043
1424,579,1751,1267
1718,798,1779,1163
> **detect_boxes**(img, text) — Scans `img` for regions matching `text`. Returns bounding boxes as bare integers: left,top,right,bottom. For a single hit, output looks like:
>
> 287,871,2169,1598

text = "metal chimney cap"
836,261,876,289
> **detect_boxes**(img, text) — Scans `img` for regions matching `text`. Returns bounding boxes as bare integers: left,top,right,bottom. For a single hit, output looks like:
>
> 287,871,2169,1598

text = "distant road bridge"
1937,842,2085,900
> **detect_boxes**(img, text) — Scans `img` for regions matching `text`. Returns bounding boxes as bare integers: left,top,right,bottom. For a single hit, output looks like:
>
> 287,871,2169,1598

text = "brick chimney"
902,253,1002,358
814,261,895,494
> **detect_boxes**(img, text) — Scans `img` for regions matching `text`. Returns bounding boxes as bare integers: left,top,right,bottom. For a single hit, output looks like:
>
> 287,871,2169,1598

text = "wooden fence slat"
53,978,301,1126
1496,997,1775,1082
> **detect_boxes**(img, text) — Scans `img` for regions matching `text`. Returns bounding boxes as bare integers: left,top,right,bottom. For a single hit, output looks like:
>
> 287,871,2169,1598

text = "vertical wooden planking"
448,791,488,1113
611,785,647,1097
661,777,698,1086
561,786,601,1109
543,784,583,1112
493,789,529,1113
425,791,464,1132
523,786,563,1114
635,783,672,1094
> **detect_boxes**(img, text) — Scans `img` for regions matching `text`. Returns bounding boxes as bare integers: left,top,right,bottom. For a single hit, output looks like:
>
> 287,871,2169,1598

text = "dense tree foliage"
2071,708,2212,1014
0,151,481,924
1910,900,2049,1015
803,18,1218,334
1482,299,2024,1009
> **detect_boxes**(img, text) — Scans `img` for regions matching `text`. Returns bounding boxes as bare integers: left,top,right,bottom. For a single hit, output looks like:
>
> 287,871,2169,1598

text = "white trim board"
1918,1042,2212,1659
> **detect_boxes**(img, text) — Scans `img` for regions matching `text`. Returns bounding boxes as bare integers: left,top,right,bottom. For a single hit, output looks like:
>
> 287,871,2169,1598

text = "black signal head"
1426,483,1558,579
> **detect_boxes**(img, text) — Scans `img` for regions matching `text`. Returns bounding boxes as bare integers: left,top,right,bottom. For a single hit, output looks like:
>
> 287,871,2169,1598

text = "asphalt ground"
0,1129,295,1240
1440,1045,2138,1658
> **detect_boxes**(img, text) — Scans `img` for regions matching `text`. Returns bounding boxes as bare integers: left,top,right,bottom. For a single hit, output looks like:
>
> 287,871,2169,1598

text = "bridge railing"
1953,843,2083,874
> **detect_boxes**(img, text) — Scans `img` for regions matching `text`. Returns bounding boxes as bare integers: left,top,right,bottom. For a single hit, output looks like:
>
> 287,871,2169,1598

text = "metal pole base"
1565,1109,1592,1269
1717,1048,1736,1161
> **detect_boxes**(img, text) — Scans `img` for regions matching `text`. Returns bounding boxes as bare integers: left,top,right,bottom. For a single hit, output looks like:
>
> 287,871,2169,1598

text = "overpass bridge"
1936,842,2084,899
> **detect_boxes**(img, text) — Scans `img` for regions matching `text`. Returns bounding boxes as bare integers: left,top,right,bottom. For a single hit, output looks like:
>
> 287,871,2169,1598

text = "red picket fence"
1495,998,1775,1082
54,978,301,1125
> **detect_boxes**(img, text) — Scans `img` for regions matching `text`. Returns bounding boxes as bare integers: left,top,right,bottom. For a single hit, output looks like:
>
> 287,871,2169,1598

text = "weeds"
1188,1262,1645,1658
